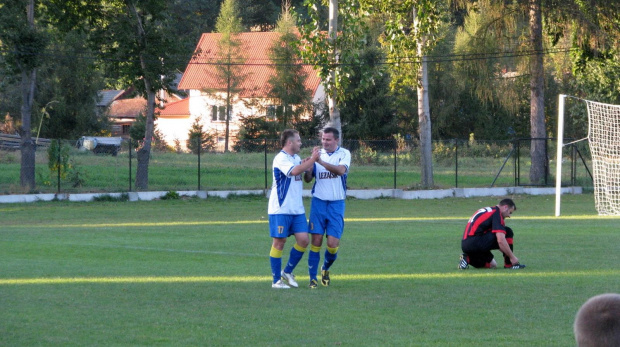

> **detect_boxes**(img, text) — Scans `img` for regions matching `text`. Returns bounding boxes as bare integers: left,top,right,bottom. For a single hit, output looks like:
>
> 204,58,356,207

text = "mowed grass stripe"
5,214,619,229
2,269,618,285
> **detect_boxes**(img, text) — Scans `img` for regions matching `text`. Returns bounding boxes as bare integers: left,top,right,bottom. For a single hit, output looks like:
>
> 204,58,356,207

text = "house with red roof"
101,72,185,138
175,31,324,152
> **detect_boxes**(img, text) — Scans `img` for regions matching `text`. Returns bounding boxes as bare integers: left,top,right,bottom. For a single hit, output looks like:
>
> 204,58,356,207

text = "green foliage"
35,31,108,139
353,141,378,164
160,190,180,200
129,114,167,151
186,117,216,154
0,0,49,73
47,140,71,179
233,115,280,152
299,0,378,105
92,193,130,202
266,7,312,128
67,160,87,188
216,0,244,33
371,0,446,91
340,46,397,139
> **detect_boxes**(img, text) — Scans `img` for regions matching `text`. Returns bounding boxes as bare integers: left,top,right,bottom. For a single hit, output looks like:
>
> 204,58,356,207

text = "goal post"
556,95,620,216
555,94,566,216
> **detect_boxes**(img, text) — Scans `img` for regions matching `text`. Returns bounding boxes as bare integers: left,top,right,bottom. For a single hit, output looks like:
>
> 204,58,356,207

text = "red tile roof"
108,98,146,119
157,97,189,117
178,32,321,98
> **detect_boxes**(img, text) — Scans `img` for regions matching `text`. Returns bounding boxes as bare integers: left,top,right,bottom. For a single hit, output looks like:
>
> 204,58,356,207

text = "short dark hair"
280,129,298,148
574,293,620,347
498,198,516,211
322,127,340,139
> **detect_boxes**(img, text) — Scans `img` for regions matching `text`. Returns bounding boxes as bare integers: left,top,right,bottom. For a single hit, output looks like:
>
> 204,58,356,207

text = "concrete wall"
0,186,582,204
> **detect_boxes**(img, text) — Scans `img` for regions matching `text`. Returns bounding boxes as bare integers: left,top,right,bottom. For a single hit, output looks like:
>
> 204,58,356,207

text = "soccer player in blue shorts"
268,129,320,289
304,127,351,288
459,198,526,270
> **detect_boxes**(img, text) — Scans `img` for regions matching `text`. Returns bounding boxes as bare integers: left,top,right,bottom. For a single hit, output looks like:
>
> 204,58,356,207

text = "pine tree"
266,3,312,128
186,117,215,154
214,0,246,152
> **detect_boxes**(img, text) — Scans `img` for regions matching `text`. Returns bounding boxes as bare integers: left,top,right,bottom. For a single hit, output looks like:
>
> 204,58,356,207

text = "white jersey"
311,146,351,201
268,150,305,215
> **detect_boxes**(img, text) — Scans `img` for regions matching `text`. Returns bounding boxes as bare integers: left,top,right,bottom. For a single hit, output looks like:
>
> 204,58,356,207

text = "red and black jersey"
462,206,506,240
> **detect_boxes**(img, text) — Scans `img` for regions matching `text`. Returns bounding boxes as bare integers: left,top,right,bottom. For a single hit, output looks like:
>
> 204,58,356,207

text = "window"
211,105,229,122
266,105,284,121
266,105,276,121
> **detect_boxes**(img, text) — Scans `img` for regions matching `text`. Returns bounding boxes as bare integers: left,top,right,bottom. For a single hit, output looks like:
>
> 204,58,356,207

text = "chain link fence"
0,137,592,195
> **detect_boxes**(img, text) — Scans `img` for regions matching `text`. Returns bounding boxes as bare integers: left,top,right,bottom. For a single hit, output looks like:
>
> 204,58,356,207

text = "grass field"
1,194,618,346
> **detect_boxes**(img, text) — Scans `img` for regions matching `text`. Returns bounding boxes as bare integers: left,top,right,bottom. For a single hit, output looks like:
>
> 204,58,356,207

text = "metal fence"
0,137,592,195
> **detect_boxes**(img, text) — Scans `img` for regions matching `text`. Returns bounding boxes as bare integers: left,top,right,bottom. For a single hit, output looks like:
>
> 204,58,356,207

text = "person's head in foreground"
574,293,620,347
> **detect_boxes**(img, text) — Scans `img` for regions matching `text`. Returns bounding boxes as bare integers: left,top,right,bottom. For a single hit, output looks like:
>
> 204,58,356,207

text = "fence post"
264,139,268,190
393,138,397,189
570,144,576,186
197,137,201,191
455,139,458,188
57,139,61,194
128,138,132,192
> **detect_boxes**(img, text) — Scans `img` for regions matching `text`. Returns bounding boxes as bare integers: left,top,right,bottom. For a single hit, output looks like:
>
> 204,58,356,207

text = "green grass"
1,194,618,346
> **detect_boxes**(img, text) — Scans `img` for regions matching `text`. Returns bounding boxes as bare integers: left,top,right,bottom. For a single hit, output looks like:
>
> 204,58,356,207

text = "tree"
93,0,181,190
266,3,312,129
451,0,620,184
369,0,445,188
340,46,397,140
0,0,47,191
214,0,246,152
240,0,280,31
35,31,108,139
186,117,216,154
300,0,377,140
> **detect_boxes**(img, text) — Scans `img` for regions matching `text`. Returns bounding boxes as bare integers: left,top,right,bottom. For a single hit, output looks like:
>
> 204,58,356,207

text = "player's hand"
311,146,320,161
510,256,519,264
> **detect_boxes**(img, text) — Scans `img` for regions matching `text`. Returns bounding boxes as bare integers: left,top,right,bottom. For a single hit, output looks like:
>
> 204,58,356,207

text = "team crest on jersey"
295,174,302,181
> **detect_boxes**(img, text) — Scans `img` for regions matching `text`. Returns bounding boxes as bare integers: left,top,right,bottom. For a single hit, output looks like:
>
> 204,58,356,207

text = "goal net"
556,95,620,216
587,100,620,215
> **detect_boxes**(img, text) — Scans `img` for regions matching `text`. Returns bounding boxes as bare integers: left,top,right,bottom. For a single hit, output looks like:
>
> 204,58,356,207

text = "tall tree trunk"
415,7,433,188
328,0,342,141
529,0,547,184
20,0,36,191
129,2,154,190
135,86,155,190
20,69,37,191
417,39,433,188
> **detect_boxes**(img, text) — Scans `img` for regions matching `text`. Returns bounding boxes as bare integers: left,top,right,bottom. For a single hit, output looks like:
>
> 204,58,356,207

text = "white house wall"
158,87,327,152
155,116,193,150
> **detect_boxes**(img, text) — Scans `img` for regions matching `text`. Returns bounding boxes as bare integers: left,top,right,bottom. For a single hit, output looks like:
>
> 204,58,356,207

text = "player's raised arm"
290,147,319,176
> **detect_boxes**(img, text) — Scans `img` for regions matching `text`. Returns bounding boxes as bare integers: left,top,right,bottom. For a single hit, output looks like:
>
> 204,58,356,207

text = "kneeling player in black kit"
459,198,526,270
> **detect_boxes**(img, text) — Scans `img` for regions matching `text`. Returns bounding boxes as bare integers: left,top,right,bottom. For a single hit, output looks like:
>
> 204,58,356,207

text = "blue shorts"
308,197,345,239
269,214,308,238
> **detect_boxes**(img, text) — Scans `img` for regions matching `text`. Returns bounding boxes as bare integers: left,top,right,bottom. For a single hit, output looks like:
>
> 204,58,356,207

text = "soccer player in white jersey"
268,129,320,289
304,127,351,288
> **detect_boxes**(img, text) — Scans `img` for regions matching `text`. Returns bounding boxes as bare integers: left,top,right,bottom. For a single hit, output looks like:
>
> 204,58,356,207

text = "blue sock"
323,247,338,271
308,245,321,280
269,246,283,283
284,243,306,274
283,243,306,274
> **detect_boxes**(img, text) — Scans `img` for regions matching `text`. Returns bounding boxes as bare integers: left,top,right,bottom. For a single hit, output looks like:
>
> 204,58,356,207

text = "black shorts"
461,227,514,268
